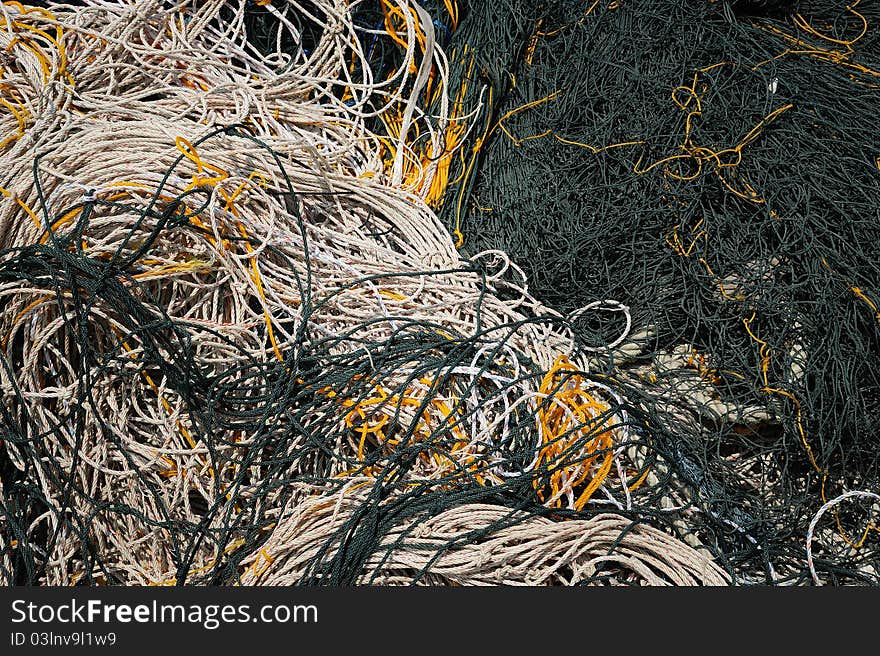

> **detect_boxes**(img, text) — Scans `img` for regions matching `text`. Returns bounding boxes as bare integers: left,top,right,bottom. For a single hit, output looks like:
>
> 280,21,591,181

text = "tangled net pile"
0,0,875,586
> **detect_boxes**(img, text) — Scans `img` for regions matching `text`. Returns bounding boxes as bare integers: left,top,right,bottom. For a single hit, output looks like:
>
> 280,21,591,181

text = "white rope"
0,0,706,585
807,490,879,586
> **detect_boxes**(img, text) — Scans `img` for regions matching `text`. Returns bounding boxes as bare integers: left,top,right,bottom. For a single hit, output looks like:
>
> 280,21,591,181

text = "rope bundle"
0,0,876,587
0,0,717,587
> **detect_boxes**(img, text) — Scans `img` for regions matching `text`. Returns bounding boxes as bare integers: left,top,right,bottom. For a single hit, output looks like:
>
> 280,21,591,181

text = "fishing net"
0,0,876,586
428,0,880,584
